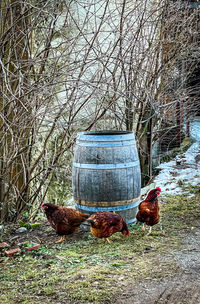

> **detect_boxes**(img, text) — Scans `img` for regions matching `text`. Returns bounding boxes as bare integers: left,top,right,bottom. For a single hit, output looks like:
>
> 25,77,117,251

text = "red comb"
156,187,161,192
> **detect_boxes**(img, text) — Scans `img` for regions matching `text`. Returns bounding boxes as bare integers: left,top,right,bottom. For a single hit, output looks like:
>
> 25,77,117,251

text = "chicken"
136,187,161,234
87,211,130,243
41,203,89,243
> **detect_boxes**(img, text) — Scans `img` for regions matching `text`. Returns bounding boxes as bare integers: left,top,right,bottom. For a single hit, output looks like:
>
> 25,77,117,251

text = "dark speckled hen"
41,203,89,243
87,211,130,243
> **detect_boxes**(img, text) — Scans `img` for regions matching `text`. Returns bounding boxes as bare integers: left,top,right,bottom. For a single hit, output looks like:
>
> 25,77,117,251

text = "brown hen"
87,211,130,243
41,203,89,243
136,187,161,234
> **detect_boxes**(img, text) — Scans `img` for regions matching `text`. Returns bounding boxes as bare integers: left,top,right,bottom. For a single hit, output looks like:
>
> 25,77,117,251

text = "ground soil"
2,218,200,304
1,220,87,247
116,220,200,304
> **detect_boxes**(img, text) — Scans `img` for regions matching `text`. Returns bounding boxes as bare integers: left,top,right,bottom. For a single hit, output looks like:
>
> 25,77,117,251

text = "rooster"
87,211,130,243
136,187,161,234
41,203,89,243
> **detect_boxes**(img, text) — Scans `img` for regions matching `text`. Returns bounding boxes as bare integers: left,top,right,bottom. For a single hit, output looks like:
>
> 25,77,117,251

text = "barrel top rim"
79,130,133,135
76,130,135,142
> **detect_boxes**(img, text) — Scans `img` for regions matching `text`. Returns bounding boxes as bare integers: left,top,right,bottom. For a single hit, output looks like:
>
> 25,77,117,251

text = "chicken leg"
142,223,146,232
147,226,152,235
56,235,66,243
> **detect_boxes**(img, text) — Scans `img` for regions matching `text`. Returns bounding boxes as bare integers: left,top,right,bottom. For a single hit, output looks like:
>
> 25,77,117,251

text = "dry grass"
0,185,200,304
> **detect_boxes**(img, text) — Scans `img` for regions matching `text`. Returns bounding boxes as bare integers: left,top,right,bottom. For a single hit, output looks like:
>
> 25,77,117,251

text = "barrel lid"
76,130,135,142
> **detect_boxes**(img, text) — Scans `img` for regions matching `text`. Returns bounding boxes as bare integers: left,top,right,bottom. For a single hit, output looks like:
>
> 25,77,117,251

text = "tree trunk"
136,104,154,186
0,0,31,222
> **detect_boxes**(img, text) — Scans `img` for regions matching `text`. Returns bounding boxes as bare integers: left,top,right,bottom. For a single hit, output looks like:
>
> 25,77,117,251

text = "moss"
180,137,191,148
30,223,41,229
18,222,41,230
158,137,192,165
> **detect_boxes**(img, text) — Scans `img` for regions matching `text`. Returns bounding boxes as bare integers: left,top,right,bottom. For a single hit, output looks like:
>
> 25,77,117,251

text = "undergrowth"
0,186,200,304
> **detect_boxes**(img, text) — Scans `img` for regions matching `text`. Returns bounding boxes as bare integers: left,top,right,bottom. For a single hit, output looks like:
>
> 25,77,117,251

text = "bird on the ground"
136,187,161,234
87,211,130,243
41,202,89,243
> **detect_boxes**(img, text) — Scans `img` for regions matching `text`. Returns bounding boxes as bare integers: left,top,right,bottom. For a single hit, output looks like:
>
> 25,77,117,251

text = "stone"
24,243,40,251
16,227,27,233
0,225,4,231
0,242,10,250
5,248,21,257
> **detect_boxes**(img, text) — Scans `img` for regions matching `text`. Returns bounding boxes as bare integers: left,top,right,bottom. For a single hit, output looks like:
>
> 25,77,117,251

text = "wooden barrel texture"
72,130,141,229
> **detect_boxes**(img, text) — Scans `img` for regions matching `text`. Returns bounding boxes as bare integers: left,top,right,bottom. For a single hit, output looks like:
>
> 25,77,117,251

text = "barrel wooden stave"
72,131,141,227
73,168,140,202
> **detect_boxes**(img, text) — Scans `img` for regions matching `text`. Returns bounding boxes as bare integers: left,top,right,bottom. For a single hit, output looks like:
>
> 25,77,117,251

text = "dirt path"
117,222,200,304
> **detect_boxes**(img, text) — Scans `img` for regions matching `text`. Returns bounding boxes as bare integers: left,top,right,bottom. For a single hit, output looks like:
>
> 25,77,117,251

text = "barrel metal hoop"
73,160,140,170
74,200,140,212
77,133,135,142
76,141,136,147
74,197,140,207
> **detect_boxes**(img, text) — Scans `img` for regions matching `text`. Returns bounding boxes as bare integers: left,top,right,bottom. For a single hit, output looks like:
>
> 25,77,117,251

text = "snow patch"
154,121,200,196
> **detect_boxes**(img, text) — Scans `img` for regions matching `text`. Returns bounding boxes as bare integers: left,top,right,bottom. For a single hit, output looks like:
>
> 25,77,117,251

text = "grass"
0,186,200,304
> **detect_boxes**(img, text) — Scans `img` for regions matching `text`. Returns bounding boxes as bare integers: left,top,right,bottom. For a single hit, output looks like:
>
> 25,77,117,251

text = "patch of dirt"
116,274,200,304
0,220,86,248
116,222,200,304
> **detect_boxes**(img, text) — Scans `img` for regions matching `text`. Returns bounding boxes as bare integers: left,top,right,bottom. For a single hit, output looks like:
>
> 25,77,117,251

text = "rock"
16,227,27,233
0,242,10,250
0,225,4,231
195,154,200,164
176,158,182,166
5,248,21,257
24,243,40,251
118,276,125,281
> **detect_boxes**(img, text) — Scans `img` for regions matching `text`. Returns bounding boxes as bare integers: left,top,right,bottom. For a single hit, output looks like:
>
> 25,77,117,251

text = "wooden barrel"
72,130,141,229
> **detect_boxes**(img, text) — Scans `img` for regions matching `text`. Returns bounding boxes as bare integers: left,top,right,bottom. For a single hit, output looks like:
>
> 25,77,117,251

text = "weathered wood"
72,131,141,228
